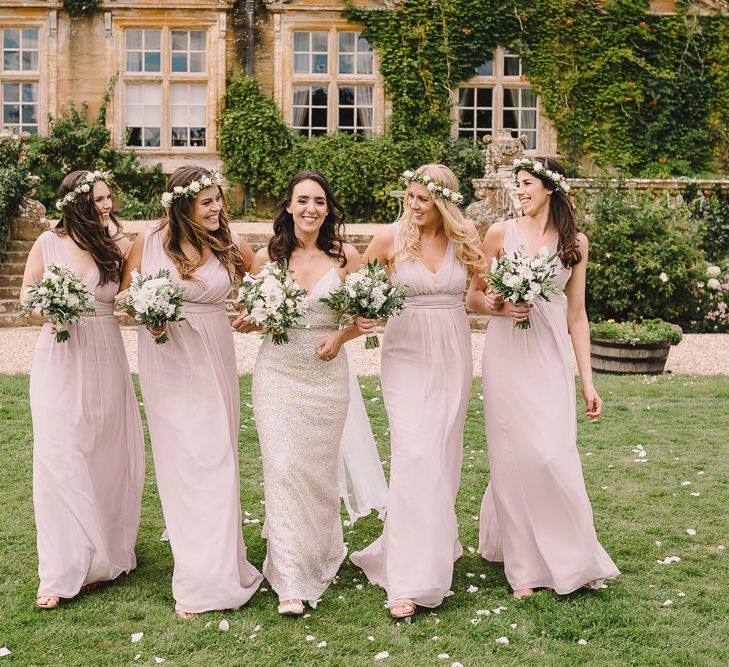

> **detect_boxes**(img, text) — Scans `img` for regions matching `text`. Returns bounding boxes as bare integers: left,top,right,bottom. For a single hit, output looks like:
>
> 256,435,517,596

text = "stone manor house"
0,0,723,173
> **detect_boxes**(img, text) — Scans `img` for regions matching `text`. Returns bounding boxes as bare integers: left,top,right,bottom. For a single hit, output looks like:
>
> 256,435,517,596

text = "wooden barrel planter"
590,338,672,375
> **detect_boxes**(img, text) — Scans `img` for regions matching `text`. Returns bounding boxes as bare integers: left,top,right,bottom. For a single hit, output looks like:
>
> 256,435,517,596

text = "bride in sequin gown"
234,172,364,614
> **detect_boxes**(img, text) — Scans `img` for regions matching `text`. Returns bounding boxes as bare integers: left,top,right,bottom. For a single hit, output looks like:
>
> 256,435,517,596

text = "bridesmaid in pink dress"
466,157,619,598
351,164,484,619
122,166,262,618
22,171,144,609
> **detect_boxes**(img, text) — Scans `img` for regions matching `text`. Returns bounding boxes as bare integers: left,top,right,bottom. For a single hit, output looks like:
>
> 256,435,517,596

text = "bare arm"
361,225,395,268
237,238,254,277
465,221,504,314
119,232,144,293
19,237,45,306
566,233,602,420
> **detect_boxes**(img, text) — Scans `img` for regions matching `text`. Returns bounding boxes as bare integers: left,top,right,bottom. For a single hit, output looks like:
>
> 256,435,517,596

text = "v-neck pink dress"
478,218,619,593
138,223,262,613
351,220,472,609
30,230,144,599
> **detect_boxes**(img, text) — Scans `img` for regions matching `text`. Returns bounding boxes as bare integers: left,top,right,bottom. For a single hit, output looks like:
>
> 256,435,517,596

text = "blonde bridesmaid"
351,164,484,619
466,156,619,598
22,170,144,609
122,166,262,618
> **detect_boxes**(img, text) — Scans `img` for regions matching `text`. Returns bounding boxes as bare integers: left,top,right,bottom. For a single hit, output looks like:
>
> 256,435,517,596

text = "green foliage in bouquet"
589,318,682,346
584,188,704,328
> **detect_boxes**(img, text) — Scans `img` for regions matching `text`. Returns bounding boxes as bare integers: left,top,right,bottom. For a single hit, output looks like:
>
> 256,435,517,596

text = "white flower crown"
160,171,225,209
55,170,113,211
400,170,464,205
512,158,571,194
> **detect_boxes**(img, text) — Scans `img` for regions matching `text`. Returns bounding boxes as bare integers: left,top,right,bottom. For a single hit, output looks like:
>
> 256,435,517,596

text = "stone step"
0,286,20,300
0,262,24,276
3,250,30,263
0,274,21,287
5,239,34,252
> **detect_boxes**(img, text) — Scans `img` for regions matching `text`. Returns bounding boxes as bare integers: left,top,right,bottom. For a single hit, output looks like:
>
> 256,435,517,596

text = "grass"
1,373,728,666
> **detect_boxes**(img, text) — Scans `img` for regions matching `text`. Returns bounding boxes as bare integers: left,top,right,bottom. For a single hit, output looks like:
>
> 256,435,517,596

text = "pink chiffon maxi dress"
351,220,472,609
479,218,619,594
30,230,145,600
138,224,262,613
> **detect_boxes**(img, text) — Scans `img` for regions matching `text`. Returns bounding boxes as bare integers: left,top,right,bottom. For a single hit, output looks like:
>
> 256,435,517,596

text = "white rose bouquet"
487,246,562,330
19,263,96,342
235,261,308,345
319,259,407,349
117,269,186,345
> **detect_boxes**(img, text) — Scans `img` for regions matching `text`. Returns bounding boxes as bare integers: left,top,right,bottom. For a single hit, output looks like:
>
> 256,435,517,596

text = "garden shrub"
684,185,729,264
690,260,729,333
583,188,704,328
0,133,36,259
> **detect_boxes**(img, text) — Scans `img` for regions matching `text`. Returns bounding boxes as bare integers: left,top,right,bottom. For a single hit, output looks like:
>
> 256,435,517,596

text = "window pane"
476,58,493,76
126,52,142,72
4,29,19,49
24,125,38,135
293,32,309,52
522,88,537,107
144,105,160,126
189,84,207,104
145,51,161,72
3,105,19,124
311,127,327,136
3,83,19,102
520,109,537,129
143,127,160,147
171,84,187,104
171,127,188,146
311,31,327,52
339,32,354,52
22,105,36,124
524,131,536,150
311,107,327,128
293,86,310,104
503,88,519,107
339,108,354,127
126,84,143,103
458,88,474,106
190,128,206,146
22,29,39,49
358,36,372,52
22,83,37,102
339,54,354,74
4,52,19,71
190,31,206,51
339,86,354,105
313,54,327,74
22,51,38,71
171,105,187,126
504,56,520,77
311,86,327,105
459,108,474,128
356,53,373,74
171,30,188,51
126,29,142,50
126,127,143,146
476,88,493,107
293,54,309,74
126,104,143,125
502,108,518,128
189,52,206,73
145,30,161,50
171,53,188,72
476,110,492,129
189,106,206,127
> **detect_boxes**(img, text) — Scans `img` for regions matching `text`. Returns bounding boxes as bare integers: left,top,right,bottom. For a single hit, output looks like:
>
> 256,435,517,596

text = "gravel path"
0,328,727,376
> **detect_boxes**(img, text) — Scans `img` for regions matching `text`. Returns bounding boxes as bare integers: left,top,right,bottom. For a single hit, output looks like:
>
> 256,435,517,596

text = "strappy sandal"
278,599,305,616
389,601,416,619
35,595,60,609
175,609,198,620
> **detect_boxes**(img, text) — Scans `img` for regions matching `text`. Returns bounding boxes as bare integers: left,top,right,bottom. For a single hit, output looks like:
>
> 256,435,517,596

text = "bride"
233,171,387,615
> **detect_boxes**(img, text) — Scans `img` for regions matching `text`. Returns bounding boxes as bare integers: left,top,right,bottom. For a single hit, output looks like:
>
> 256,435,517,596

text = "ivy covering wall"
345,0,728,176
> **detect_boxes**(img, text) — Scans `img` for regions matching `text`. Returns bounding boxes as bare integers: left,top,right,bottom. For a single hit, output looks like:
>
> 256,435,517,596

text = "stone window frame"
278,20,384,138
0,23,47,136
453,46,556,155
113,19,219,156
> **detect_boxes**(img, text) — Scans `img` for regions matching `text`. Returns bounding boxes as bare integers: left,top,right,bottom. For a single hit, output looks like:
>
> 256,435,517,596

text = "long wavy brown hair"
54,171,125,285
268,171,347,266
519,157,582,267
156,166,245,282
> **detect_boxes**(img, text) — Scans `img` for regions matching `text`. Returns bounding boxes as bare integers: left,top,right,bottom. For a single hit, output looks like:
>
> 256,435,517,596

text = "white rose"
707,278,721,290
659,272,669,283
403,170,414,179
533,162,544,172
442,188,451,196
189,181,201,193
707,265,721,278
81,184,90,193
202,177,212,187
86,173,96,182
427,182,436,191
161,193,174,208
173,186,184,194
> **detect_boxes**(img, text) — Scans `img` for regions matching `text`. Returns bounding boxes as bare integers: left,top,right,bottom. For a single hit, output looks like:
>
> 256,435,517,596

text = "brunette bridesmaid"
22,170,144,609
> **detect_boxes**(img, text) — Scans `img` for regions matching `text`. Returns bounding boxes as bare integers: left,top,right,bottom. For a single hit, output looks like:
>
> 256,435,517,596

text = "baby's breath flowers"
511,158,571,194
19,263,96,342
55,170,113,210
160,171,224,209
400,170,464,205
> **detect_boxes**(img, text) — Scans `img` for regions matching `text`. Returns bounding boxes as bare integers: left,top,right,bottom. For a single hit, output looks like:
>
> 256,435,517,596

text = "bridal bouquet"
19,263,95,342
319,259,407,349
117,269,186,345
235,261,308,345
487,246,561,330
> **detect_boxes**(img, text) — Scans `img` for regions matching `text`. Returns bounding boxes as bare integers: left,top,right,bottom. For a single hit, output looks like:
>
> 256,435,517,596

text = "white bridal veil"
338,353,388,523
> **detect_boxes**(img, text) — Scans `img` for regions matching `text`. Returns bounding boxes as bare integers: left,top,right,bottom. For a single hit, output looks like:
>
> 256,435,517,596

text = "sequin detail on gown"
478,218,620,593
253,267,350,604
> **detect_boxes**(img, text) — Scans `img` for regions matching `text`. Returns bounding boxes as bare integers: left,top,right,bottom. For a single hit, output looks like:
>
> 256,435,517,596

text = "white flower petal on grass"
495,636,510,645
655,540,662,547
374,651,390,661
577,639,588,646
134,655,140,661
718,545,725,551
368,636,375,641
467,585,478,593
218,619,230,631
678,591,686,597
510,623,517,629
663,599,673,606
686,528,697,536
306,635,316,642
466,572,474,578
0,648,11,658
356,584,364,590
476,609,490,616
690,492,701,497
470,619,480,625
254,625,261,632
317,641,327,648
451,663,464,667
249,634,258,640
697,470,704,475
153,659,165,665
467,546,476,554
437,654,449,660
131,632,144,643
680,480,691,486
445,590,454,597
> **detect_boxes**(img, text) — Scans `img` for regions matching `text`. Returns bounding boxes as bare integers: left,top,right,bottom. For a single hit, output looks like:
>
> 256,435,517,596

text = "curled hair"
158,166,245,282
518,157,582,267
54,170,124,285
268,171,347,266
399,164,485,274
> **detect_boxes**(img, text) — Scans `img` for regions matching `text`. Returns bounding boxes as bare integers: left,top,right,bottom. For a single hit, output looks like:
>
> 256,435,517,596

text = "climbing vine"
345,0,728,176
62,0,99,17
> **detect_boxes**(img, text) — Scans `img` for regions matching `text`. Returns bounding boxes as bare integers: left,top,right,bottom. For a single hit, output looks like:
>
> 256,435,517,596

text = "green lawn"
1,373,728,667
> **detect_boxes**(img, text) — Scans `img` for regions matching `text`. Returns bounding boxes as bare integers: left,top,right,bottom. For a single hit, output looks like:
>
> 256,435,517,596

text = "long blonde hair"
398,164,484,273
